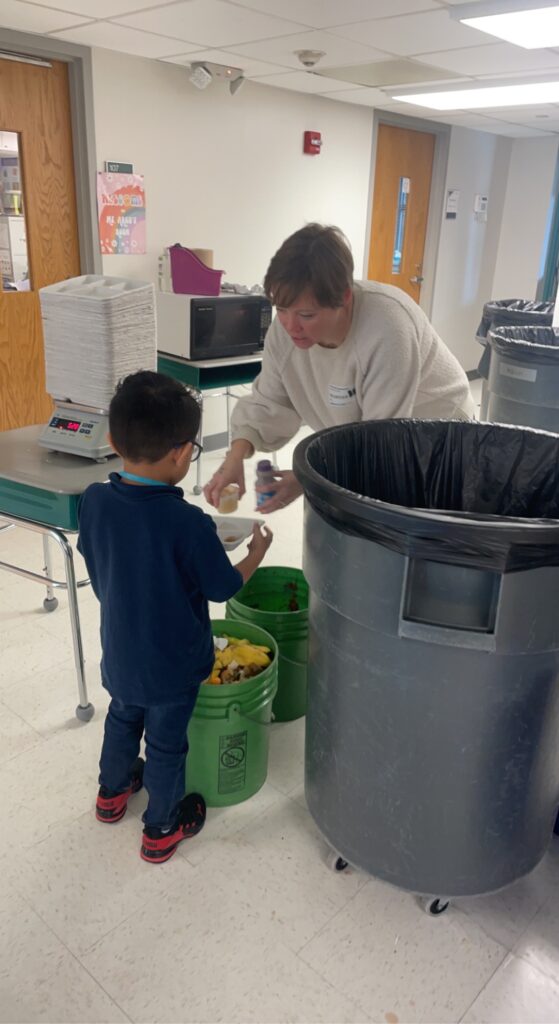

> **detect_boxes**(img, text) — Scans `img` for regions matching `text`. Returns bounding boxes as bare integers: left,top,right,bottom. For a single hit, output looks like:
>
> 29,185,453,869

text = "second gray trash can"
293,419,559,900
487,325,559,433
476,299,554,419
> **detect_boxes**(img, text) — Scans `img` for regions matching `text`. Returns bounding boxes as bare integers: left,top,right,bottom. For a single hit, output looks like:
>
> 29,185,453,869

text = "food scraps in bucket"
206,635,272,685
286,581,300,612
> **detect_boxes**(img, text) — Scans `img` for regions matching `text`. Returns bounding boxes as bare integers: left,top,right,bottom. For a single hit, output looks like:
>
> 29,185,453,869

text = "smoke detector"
295,49,326,69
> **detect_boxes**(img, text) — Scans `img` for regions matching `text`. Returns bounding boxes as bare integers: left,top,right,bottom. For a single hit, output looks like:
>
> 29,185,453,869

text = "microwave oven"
156,292,272,362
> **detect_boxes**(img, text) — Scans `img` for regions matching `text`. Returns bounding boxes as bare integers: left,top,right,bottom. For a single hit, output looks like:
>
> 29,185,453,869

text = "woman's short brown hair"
263,223,354,309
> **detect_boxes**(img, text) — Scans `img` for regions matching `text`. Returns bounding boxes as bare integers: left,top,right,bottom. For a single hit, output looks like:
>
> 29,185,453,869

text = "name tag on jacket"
328,384,357,406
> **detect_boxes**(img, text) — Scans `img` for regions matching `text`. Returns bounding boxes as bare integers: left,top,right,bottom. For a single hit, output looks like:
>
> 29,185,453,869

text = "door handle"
410,276,424,284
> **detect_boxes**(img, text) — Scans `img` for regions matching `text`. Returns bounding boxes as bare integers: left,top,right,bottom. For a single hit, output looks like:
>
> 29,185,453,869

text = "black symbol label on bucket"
219,731,247,794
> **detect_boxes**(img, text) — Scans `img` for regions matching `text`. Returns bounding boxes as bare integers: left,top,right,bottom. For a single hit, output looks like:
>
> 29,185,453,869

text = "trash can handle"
398,616,497,651
398,556,500,651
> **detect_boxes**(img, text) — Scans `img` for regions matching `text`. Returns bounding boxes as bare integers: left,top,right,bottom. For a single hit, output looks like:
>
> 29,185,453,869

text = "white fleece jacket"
230,280,475,452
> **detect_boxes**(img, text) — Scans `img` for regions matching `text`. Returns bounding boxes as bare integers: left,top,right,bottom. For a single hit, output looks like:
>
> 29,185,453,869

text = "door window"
0,131,30,290
392,176,409,275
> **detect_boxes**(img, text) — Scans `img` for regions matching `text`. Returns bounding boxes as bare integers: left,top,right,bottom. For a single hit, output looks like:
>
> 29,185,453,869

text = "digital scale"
39,401,114,461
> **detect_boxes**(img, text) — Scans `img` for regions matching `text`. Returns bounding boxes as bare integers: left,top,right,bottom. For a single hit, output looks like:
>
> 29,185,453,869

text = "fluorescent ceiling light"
453,1,559,49
393,79,559,109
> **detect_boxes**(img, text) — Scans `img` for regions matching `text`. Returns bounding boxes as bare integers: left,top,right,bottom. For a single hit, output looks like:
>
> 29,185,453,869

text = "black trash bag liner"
293,419,559,573
476,298,554,343
488,325,559,367
476,302,554,380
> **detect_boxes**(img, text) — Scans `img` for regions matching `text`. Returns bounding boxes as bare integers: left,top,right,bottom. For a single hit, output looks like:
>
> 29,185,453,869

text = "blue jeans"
99,687,200,830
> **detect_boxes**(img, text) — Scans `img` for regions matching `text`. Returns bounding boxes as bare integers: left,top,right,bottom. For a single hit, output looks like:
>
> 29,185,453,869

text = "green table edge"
158,354,261,391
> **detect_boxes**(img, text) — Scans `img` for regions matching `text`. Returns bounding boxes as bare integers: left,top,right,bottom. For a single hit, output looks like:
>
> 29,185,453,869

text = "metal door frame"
364,110,451,319
0,26,101,277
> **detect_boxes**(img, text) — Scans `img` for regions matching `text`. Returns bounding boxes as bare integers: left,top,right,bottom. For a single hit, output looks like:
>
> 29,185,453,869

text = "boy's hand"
235,523,273,582
247,522,273,562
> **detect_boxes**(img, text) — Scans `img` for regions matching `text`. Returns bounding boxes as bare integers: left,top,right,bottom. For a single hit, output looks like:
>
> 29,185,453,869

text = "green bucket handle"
278,653,307,669
226,701,275,727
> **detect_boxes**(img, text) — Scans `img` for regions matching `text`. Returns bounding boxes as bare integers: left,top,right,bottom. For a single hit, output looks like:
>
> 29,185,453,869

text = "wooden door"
368,123,435,303
0,57,81,431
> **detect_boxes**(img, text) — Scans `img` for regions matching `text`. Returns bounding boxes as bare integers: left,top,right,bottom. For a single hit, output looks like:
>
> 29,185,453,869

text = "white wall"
430,126,512,371
492,137,559,300
91,48,374,289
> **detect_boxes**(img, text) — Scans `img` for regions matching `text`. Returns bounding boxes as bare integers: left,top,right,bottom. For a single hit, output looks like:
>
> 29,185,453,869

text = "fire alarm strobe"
304,131,322,155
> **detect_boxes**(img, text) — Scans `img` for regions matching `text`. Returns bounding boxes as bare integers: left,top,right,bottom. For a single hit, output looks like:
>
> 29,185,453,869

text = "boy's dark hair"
263,223,354,310
109,370,201,463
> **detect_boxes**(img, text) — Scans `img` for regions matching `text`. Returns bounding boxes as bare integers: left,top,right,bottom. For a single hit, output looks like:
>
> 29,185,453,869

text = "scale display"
39,406,114,461
51,417,81,433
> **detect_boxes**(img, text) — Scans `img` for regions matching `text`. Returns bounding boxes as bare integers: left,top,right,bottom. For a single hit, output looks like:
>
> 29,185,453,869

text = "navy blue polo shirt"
77,473,243,706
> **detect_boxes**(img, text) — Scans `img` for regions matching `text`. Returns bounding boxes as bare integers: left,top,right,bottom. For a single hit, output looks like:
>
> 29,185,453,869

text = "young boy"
77,370,273,864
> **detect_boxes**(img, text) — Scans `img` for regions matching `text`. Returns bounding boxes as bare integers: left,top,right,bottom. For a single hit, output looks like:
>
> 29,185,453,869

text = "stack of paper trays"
39,275,157,409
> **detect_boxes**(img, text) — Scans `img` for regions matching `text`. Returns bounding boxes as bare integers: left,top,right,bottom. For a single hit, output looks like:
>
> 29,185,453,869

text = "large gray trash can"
487,326,559,433
293,420,559,899
476,300,554,420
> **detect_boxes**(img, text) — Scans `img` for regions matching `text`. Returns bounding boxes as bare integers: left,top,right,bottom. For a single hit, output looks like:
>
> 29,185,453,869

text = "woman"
205,223,475,513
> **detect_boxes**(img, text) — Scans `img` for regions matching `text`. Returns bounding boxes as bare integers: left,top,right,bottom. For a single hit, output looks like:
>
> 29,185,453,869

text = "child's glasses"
174,439,203,462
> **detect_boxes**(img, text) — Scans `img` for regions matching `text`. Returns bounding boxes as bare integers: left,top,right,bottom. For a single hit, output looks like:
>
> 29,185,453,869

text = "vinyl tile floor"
1,409,559,1024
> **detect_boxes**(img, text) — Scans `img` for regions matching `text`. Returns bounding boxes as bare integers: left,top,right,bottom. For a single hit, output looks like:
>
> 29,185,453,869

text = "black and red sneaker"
96,757,145,824
140,793,206,864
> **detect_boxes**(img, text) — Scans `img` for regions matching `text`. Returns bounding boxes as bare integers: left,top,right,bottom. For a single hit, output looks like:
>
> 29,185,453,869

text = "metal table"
0,426,122,721
158,352,262,494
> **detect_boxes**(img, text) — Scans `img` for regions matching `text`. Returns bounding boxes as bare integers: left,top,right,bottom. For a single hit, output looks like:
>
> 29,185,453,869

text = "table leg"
193,391,203,495
226,387,232,448
42,535,59,612
48,530,95,722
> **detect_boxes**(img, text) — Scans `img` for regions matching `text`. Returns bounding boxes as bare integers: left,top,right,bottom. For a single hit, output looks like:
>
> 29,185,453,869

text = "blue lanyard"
119,471,169,487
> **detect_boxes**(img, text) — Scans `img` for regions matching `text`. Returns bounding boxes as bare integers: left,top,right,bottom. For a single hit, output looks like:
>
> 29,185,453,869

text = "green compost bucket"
186,620,278,808
226,567,309,722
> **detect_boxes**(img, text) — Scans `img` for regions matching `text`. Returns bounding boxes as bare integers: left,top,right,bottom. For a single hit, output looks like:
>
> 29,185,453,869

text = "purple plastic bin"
168,244,224,296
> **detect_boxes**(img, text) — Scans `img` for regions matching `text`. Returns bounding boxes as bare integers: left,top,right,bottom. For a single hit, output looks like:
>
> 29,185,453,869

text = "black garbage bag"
477,300,555,381
293,419,559,573
488,324,559,363
476,298,554,343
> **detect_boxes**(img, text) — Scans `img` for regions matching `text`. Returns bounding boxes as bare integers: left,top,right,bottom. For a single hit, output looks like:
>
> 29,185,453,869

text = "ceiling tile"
15,0,170,17
251,70,361,94
318,60,467,89
472,120,556,136
479,105,559,127
51,21,194,58
229,0,441,28
323,86,398,107
415,43,559,75
224,31,390,70
411,109,554,134
328,9,489,56
114,0,306,48
0,0,90,34
376,99,460,120
162,49,288,77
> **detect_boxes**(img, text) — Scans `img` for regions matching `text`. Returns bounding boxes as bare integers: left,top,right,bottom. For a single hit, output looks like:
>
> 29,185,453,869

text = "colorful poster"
97,172,146,255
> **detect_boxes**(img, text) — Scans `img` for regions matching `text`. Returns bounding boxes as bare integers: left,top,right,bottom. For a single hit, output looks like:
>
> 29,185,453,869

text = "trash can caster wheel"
75,702,95,722
421,897,450,916
327,852,349,872
193,485,202,495
43,597,58,612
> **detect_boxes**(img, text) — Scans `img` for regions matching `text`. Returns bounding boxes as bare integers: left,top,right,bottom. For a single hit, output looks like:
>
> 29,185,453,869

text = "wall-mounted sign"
104,161,133,173
474,194,489,222
97,171,145,255
445,188,460,220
